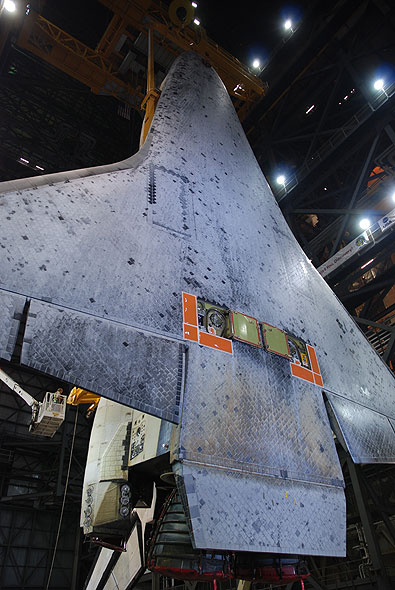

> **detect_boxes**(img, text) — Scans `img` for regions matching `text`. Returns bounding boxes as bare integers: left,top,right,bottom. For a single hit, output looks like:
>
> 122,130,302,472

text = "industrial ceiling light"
359,218,371,230
191,1,197,7
4,0,16,12
193,17,200,25
252,59,260,69
373,78,384,90
276,175,286,185
392,191,395,203
284,19,292,30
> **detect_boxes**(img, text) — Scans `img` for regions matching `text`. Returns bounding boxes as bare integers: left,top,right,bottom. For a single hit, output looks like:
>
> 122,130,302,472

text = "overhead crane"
15,0,267,140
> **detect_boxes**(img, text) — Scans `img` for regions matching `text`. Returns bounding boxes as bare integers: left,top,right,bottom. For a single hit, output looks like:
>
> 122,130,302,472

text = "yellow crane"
67,387,101,416
16,0,267,143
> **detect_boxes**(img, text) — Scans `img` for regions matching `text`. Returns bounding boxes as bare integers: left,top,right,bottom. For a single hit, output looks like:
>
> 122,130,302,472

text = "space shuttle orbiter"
1,51,394,581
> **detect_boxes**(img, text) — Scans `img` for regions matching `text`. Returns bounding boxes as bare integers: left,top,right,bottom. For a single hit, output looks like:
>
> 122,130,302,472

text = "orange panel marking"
183,324,199,342
199,331,233,354
290,363,315,384
314,373,324,387
307,345,320,374
182,292,197,327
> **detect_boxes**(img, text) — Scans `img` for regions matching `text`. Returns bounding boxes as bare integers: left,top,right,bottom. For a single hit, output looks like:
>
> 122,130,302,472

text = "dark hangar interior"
0,0,394,588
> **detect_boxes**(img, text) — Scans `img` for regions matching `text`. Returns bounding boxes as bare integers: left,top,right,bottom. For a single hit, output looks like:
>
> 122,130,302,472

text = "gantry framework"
16,0,267,120
246,0,395,370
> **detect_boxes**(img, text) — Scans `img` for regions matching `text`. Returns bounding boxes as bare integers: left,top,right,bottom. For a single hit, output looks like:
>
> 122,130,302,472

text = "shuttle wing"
1,51,394,557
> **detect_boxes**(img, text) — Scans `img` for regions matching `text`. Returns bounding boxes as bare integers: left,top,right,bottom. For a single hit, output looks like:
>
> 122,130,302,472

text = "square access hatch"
231,311,262,347
262,323,290,358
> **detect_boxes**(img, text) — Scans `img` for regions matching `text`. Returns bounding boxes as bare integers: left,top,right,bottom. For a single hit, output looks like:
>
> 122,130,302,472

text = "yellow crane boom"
16,0,267,121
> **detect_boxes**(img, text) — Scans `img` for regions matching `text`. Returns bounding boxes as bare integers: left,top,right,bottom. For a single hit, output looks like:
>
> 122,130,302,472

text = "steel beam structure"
245,0,395,376
345,457,393,590
328,134,380,257
16,2,266,121
299,453,395,590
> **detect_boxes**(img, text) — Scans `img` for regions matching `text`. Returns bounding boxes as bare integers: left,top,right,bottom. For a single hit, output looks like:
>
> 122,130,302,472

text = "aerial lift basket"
0,368,66,437
30,391,66,437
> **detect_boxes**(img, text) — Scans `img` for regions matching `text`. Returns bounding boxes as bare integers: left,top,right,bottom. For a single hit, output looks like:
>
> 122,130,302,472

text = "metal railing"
363,312,395,357
306,166,392,257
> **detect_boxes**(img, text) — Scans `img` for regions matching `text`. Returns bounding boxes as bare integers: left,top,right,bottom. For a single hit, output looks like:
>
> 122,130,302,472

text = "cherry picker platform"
0,368,66,437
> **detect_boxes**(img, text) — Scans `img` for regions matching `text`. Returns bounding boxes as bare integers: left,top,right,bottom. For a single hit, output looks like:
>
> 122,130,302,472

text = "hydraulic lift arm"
0,367,37,407
0,367,66,437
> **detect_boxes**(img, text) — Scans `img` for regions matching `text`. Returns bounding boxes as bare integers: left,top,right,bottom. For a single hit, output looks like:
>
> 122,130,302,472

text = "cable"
45,407,79,590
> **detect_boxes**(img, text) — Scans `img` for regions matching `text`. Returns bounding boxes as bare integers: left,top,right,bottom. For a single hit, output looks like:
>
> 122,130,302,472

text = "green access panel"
262,323,290,358
230,312,262,347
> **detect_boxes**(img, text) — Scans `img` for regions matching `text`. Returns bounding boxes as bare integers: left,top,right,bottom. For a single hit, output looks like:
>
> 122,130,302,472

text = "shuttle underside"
1,50,394,567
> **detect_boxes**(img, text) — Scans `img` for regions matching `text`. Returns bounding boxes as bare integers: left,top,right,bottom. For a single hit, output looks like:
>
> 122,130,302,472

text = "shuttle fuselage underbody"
1,53,394,576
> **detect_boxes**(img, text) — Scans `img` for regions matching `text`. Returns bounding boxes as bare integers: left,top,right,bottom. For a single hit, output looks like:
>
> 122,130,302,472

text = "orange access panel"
182,292,198,326
199,331,233,354
314,373,324,387
290,343,324,387
290,363,315,384
307,345,320,374
184,323,199,342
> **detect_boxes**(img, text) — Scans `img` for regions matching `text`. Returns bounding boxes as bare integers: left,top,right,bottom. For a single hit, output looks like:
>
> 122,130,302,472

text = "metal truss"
17,1,266,120
246,0,395,369
302,450,395,590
